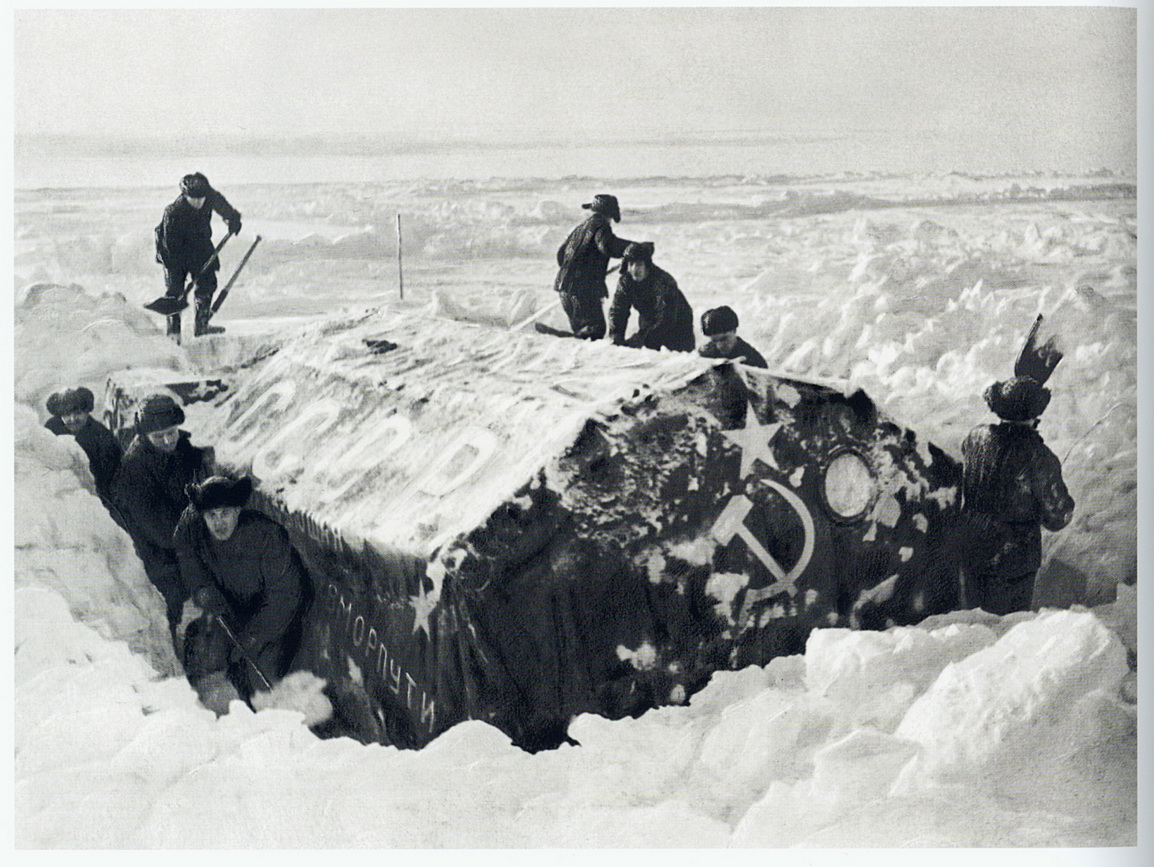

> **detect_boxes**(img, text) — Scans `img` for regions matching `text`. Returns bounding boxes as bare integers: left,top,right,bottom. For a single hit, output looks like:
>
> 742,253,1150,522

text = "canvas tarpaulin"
141,309,962,749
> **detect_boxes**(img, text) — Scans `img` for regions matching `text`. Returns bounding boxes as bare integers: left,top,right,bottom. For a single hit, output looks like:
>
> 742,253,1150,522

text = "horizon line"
15,129,887,155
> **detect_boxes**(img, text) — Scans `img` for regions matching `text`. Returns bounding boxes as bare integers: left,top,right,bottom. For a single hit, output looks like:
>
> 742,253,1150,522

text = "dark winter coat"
110,430,209,616
699,335,768,369
45,415,122,494
155,190,241,271
174,508,308,668
960,421,1074,584
609,264,696,352
554,214,633,301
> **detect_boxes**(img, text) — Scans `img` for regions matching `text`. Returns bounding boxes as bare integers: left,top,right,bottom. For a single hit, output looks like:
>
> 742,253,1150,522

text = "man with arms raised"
960,375,1074,614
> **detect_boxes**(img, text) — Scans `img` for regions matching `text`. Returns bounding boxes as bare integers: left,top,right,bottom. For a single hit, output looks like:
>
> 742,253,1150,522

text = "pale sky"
15,7,1136,149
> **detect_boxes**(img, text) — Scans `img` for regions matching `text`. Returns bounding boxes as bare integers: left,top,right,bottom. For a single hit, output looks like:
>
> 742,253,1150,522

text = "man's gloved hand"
227,218,242,235
193,586,229,617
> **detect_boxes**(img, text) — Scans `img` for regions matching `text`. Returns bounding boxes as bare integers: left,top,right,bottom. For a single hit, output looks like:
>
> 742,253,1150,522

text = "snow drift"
13,165,1138,846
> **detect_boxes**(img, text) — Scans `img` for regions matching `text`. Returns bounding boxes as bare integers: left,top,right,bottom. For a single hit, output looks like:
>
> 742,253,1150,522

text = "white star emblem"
409,587,439,637
722,407,783,478
410,559,446,636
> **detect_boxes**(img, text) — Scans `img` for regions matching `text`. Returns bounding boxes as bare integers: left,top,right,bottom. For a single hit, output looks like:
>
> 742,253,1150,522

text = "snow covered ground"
12,170,1139,848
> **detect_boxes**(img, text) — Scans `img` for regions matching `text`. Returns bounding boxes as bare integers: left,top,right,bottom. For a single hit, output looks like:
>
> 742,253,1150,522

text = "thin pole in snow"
396,213,404,299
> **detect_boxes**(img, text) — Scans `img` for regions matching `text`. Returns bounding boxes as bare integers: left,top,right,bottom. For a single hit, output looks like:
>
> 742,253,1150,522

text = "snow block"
894,610,1129,788
113,308,963,750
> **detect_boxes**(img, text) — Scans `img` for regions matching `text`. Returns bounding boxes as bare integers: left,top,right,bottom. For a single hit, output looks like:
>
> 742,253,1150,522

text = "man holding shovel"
174,474,311,700
153,172,242,338
958,318,1074,615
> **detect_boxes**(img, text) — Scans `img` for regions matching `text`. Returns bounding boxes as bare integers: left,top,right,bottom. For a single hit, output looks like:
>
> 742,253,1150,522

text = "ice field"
13,169,1139,847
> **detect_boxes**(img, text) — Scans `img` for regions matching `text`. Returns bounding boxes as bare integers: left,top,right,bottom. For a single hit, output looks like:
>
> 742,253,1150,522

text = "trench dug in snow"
14,282,1138,847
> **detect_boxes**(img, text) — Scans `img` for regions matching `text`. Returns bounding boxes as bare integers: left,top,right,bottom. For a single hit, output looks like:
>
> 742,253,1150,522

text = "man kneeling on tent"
608,242,696,352
174,474,311,699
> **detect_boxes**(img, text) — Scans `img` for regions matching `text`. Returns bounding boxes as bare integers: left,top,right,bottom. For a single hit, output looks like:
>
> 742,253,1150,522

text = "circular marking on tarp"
821,446,878,522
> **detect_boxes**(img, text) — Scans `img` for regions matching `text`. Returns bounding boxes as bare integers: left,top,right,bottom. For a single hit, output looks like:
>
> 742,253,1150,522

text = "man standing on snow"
608,242,695,352
44,386,122,498
553,194,635,340
155,172,242,338
698,306,768,368
960,375,1074,614
174,474,310,698
111,393,212,633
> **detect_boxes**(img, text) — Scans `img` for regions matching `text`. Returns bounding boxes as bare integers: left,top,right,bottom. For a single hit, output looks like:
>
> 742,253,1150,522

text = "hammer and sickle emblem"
711,488,816,601
711,402,817,624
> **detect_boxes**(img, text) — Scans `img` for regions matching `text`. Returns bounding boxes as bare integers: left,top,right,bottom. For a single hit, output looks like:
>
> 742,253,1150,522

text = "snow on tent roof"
203,309,720,560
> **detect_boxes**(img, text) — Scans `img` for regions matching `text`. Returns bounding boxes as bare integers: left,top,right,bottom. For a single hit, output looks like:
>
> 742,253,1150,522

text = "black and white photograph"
9,3,1144,851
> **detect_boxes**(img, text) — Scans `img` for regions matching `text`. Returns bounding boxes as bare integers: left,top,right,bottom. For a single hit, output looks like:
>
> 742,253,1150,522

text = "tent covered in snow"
106,309,963,749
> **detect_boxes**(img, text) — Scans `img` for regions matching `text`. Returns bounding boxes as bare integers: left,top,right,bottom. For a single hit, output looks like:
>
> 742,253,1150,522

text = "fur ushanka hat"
984,375,1051,422
180,172,211,197
46,387,94,416
136,394,185,434
582,194,621,223
622,241,656,263
186,475,253,511
701,306,739,336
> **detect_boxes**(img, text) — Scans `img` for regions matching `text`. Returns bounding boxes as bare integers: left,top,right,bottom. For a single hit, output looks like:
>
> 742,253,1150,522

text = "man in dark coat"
44,386,122,496
698,306,768,368
174,475,310,698
553,194,635,340
608,242,695,352
155,172,242,338
960,375,1075,614
110,393,211,630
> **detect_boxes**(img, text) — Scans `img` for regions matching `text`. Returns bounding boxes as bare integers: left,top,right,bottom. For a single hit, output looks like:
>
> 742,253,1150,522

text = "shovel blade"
144,295,189,315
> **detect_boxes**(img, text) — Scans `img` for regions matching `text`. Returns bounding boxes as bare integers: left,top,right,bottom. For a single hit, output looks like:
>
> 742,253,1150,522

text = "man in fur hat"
110,393,212,630
155,172,243,338
608,241,695,352
698,306,768,368
44,386,122,497
175,474,310,698
959,375,1074,614
552,194,636,340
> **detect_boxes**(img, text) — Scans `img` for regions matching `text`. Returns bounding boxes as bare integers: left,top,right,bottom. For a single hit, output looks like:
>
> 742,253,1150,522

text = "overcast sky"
11,6,1138,173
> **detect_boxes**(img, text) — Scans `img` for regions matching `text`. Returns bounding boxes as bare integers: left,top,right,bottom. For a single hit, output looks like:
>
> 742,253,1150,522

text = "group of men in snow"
43,390,307,703
40,183,1073,713
552,193,766,366
552,192,1073,616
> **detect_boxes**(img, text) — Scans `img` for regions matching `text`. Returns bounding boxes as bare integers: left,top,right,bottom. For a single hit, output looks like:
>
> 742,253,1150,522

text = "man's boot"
194,298,225,337
166,312,182,345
